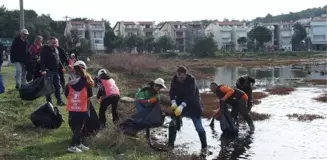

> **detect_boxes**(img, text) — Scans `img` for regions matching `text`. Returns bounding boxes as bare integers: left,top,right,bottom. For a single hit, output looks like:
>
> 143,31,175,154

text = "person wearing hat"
40,37,65,106
10,29,29,89
134,78,167,142
64,60,94,153
168,66,207,153
96,69,121,128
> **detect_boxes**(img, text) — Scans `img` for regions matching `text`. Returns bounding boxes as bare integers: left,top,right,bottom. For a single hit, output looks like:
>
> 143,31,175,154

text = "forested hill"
253,5,327,23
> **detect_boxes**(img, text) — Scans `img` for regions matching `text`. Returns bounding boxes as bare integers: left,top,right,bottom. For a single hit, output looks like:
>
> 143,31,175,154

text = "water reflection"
197,64,326,90
209,127,254,160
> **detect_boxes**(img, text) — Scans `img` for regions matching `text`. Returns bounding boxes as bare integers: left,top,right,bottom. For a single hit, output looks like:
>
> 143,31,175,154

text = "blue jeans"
135,102,150,138
14,62,26,86
45,71,63,103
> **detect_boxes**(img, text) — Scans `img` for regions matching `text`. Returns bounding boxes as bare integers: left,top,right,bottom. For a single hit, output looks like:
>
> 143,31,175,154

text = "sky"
2,0,326,26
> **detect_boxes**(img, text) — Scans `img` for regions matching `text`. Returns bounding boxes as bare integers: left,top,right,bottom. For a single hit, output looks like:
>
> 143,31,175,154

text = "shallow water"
154,87,327,160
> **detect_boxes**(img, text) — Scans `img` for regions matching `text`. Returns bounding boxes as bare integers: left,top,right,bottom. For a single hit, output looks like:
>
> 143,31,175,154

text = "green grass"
0,66,171,160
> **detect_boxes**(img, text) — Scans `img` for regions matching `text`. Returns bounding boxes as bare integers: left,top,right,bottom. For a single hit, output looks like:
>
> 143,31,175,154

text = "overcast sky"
2,0,326,26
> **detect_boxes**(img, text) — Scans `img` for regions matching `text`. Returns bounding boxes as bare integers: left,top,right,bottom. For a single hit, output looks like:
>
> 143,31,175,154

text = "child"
96,69,121,128
65,60,94,153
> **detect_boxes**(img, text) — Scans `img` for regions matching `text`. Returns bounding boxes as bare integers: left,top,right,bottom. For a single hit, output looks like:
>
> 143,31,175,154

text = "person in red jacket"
26,36,43,81
96,69,121,128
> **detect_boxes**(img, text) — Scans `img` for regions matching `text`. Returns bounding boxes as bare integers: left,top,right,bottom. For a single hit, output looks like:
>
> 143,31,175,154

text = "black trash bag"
19,76,55,101
82,102,100,137
30,102,64,129
218,102,238,135
120,103,165,135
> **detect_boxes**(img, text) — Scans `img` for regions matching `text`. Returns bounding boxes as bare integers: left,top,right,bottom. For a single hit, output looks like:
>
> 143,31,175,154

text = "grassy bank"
0,66,180,160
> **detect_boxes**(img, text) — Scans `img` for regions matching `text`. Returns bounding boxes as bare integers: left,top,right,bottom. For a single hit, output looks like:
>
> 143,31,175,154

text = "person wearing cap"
134,78,167,142
40,37,65,106
10,29,29,89
168,66,207,152
96,69,121,128
64,60,94,153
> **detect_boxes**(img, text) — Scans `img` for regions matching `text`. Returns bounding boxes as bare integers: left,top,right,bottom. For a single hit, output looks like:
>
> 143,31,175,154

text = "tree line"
0,5,321,56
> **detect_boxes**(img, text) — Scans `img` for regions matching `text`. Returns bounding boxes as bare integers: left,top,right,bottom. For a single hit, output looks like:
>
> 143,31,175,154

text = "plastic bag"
120,103,165,135
30,102,64,129
218,102,238,134
0,74,4,94
19,76,55,100
83,102,100,137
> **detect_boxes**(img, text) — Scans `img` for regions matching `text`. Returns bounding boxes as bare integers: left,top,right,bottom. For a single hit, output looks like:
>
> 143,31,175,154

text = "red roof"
122,21,136,25
138,21,154,25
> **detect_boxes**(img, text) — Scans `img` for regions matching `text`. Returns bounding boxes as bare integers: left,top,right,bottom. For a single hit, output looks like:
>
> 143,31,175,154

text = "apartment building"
310,16,327,50
184,22,205,52
278,22,293,51
66,20,106,51
158,21,187,52
205,21,247,51
113,21,156,37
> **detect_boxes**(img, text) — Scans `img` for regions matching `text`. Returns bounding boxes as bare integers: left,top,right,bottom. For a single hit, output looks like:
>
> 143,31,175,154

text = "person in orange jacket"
65,60,94,153
210,82,255,132
96,69,121,128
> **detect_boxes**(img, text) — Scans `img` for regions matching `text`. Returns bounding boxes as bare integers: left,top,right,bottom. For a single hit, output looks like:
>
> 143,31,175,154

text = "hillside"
253,5,327,23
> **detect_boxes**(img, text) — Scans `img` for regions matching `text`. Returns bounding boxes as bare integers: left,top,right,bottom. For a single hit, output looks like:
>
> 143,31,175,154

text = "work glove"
148,97,157,103
171,100,178,110
41,71,47,76
174,102,187,117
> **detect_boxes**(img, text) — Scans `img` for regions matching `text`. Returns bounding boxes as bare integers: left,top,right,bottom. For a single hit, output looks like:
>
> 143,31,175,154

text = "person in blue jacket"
168,66,207,152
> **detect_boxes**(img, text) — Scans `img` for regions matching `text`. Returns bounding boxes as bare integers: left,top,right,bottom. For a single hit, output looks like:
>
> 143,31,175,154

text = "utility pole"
63,16,72,22
19,0,25,30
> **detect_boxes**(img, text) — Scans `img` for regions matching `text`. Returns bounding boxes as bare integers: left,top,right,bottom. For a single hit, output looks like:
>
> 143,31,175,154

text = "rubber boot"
198,131,207,149
168,120,177,149
249,124,255,133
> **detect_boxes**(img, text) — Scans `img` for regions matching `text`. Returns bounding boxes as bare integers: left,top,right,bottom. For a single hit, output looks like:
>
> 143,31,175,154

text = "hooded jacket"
236,75,255,98
169,74,203,118
65,75,93,99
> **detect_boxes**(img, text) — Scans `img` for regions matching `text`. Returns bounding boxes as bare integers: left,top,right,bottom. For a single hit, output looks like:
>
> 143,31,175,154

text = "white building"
157,22,187,52
113,21,156,38
205,21,247,51
310,16,327,50
67,21,106,51
279,22,293,51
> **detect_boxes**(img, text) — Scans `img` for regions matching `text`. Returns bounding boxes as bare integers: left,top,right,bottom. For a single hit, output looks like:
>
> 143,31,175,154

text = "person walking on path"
10,29,29,89
65,60,94,153
168,66,207,153
96,69,121,128
40,37,65,106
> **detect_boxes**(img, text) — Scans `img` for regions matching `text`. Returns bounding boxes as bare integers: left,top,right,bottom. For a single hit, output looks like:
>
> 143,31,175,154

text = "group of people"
10,29,78,105
9,29,257,154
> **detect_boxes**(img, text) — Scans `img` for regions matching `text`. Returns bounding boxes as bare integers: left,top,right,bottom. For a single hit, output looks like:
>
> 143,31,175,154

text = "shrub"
314,93,327,103
265,86,295,95
286,113,324,121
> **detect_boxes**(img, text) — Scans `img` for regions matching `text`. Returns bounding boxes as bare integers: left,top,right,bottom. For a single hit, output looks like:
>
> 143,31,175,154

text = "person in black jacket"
40,37,65,106
236,75,255,111
57,46,68,92
10,29,29,89
168,66,207,152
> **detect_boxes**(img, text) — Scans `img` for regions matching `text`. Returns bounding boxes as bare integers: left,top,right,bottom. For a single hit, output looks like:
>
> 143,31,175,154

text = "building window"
95,40,103,44
145,25,150,28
